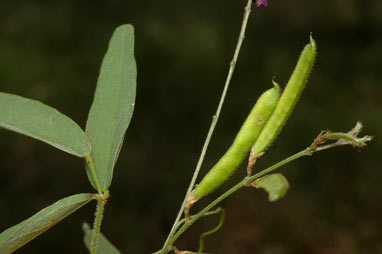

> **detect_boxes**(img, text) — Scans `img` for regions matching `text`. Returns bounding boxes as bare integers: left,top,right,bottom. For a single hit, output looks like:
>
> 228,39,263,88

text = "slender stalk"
85,155,103,195
198,208,225,253
174,208,223,234
168,181,244,250
163,141,354,249
247,149,309,183
90,192,108,254
161,0,254,252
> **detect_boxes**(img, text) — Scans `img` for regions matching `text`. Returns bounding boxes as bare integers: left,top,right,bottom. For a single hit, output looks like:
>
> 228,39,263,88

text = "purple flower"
255,0,268,8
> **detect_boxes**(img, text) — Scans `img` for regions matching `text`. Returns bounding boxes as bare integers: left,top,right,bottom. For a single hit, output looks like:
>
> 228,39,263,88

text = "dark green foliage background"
0,0,381,253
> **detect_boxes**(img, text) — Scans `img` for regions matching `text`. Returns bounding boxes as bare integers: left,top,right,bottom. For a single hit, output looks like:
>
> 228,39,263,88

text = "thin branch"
160,0,254,252
163,128,372,249
198,208,225,253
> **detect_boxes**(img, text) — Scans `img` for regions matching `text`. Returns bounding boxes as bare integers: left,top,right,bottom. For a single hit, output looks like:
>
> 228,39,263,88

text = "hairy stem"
90,192,109,254
160,0,254,252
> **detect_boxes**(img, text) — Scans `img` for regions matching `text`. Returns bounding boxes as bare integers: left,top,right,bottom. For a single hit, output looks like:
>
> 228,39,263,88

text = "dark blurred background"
0,0,381,253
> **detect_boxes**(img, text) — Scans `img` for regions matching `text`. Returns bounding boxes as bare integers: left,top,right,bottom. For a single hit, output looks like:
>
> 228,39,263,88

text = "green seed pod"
190,84,280,202
251,36,317,157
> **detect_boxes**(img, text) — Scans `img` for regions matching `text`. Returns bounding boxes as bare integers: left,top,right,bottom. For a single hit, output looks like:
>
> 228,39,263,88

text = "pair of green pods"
190,36,317,203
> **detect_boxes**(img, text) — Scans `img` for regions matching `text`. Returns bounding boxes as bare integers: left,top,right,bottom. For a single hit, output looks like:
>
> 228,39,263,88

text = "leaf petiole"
85,155,103,195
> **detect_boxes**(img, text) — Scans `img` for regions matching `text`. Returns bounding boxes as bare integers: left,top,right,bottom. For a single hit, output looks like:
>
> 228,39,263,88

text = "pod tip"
272,76,280,90
309,33,316,49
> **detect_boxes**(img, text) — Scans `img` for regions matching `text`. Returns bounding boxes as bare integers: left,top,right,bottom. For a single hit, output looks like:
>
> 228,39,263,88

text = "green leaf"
85,24,137,190
0,92,91,157
82,223,122,254
254,173,289,202
0,193,95,254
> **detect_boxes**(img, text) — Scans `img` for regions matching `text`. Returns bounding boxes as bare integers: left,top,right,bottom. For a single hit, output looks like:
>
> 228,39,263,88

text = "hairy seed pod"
190,84,280,202
251,36,317,157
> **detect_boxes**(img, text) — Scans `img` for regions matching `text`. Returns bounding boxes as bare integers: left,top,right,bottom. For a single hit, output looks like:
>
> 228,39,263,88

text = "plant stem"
162,141,352,250
161,0,254,252
90,192,109,254
174,208,224,235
